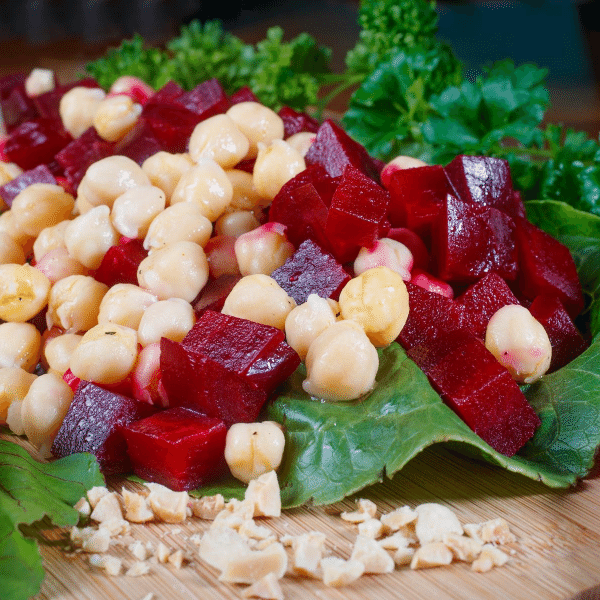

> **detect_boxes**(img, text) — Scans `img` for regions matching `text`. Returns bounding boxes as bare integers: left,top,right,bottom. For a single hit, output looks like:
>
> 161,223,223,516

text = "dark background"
1,0,599,133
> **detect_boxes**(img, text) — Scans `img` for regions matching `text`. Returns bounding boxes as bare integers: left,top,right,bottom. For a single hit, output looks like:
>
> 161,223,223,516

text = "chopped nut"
219,542,288,584
410,542,453,569
471,544,509,573
443,533,483,563
89,553,122,576
223,498,255,520
239,519,276,541
350,535,394,574
99,518,130,537
378,531,411,551
199,528,251,570
190,494,225,520
380,506,418,532
74,497,91,517
357,518,384,539
242,571,284,600
129,540,147,561
245,471,281,518
414,503,463,545
168,549,185,569
126,561,151,577
340,498,377,523
81,528,111,553
289,532,326,578
90,492,123,523
320,557,365,587
87,486,110,509
145,483,188,523
463,523,484,544
254,538,278,551
393,546,415,566
140,594,154,600
155,542,171,564
211,510,245,531
189,533,202,546
121,489,154,523
480,518,517,545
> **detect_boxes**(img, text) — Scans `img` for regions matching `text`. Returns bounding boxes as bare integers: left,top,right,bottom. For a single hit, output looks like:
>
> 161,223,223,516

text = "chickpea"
78,155,150,209
46,274,108,332
59,86,106,138
33,220,70,262
170,159,233,222
215,210,260,238
0,366,37,422
109,76,154,103
111,185,166,239
253,140,305,201
64,205,119,269
142,152,194,203
0,264,50,322
234,222,294,276
226,169,269,212
0,231,25,265
69,323,138,385
485,304,552,384
21,372,73,454
25,68,55,97
303,320,379,402
137,241,209,302
137,298,196,347
226,102,284,160
339,267,410,347
6,398,26,435
0,209,32,248
285,131,316,157
285,294,339,360
0,161,22,187
222,274,296,330
35,248,88,284
43,333,82,376
188,114,250,168
143,202,212,253
224,421,285,484
354,238,413,281
131,342,168,406
97,283,158,330
0,322,41,372
73,191,95,215
93,95,142,142
204,235,240,278
380,155,429,189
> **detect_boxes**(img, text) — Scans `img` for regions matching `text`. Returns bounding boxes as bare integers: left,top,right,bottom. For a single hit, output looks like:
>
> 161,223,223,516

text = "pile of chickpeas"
0,69,414,480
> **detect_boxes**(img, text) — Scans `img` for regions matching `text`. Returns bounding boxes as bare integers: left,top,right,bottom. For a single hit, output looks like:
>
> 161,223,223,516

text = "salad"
0,1,599,598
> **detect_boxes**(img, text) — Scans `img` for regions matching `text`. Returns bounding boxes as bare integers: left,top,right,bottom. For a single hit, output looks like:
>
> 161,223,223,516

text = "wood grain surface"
7,435,596,600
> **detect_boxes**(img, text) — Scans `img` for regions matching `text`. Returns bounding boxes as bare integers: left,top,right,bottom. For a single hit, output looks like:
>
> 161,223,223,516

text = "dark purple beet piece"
455,273,521,338
32,78,100,121
143,103,201,153
271,238,350,304
408,329,540,456
529,295,589,372
0,164,56,206
230,86,259,104
278,106,319,138
0,82,38,133
276,164,339,208
122,407,227,491
193,275,241,315
175,78,230,118
434,194,518,284
51,381,158,474
93,238,148,287
324,164,390,263
143,80,184,110
0,73,26,100
515,217,584,319
305,119,380,181
116,119,164,165
444,155,518,217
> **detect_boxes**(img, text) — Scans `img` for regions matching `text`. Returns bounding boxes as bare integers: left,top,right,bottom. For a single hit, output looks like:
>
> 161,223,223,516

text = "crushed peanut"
89,553,123,576
190,494,225,520
145,483,188,523
320,557,365,587
241,572,285,600
350,535,394,574
126,561,151,577
340,498,377,523
471,544,509,573
122,488,154,523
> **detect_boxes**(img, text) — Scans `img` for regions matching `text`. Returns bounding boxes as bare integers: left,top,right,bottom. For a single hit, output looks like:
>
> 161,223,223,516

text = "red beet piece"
175,78,230,118
408,329,540,456
230,86,260,104
387,227,429,270
116,119,164,165
143,103,201,153
455,273,521,338
444,155,519,218
397,282,465,351
123,407,227,491
32,78,100,121
3,118,71,170
51,381,158,474
93,238,148,287
305,119,380,181
0,81,38,132
55,127,115,192
271,239,351,304
529,295,589,372
193,274,242,315
386,165,454,238
278,106,320,138
0,164,56,206
515,217,584,319
276,164,340,208
143,80,185,109
0,73,26,100
324,165,390,263
433,194,518,284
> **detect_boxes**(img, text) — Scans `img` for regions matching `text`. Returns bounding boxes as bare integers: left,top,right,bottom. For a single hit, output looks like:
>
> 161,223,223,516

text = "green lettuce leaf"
0,442,104,600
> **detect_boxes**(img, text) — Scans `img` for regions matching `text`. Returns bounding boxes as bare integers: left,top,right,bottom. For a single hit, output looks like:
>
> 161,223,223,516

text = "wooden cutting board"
12,435,597,600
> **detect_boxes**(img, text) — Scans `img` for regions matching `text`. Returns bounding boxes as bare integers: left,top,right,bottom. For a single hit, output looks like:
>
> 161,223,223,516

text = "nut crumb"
190,494,225,520
241,572,284,600
340,499,377,523
168,549,185,569
126,561,151,577
88,553,122,576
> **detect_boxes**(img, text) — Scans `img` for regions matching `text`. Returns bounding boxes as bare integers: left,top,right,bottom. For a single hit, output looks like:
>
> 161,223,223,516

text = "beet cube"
143,103,201,153
175,78,230,118
455,273,521,338
0,82,38,132
515,217,584,319
276,164,340,208
278,106,320,138
408,329,540,456
93,238,148,287
51,381,158,474
271,239,351,304
0,73,26,100
122,407,227,491
0,164,56,207
529,295,589,372
32,78,100,122
143,80,185,109
325,165,390,263
193,274,242,315
116,119,164,165
434,194,518,284
230,86,260,104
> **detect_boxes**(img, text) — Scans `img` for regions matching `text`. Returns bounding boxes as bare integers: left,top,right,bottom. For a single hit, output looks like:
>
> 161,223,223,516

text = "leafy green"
0,442,104,600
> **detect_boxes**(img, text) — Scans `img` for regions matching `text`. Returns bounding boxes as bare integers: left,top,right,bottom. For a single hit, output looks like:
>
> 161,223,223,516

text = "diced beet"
529,295,589,372
143,80,184,109
305,119,380,181
397,282,465,351
234,158,256,173
434,194,518,284
387,227,429,270
510,190,526,219
116,119,164,165
175,78,230,118
515,217,584,319
409,269,454,298
62,368,81,393
324,165,390,263
143,103,201,153
278,106,320,138
271,238,351,304
444,155,518,218
51,381,158,474
0,164,56,207
32,78,101,122
93,238,148,287
193,274,242,315
0,82,38,132
0,73,26,100
274,164,340,208
455,273,521,338
54,127,115,192
408,329,540,456
3,118,72,170
123,407,227,491
230,86,260,104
